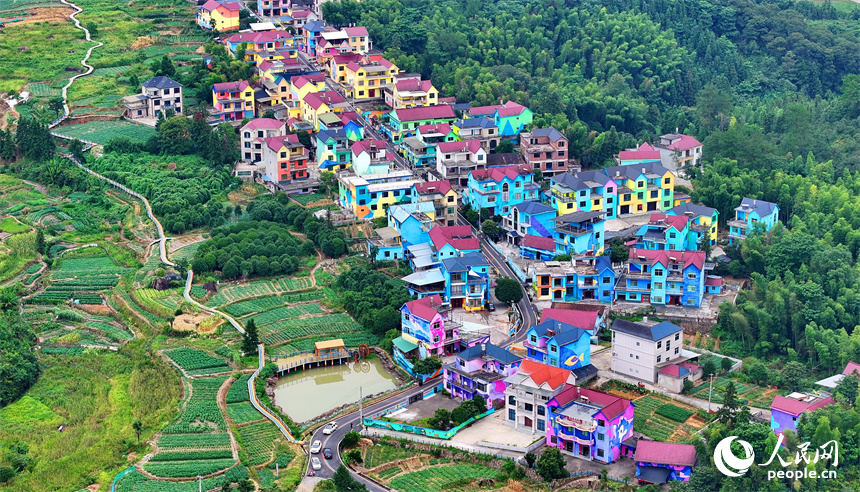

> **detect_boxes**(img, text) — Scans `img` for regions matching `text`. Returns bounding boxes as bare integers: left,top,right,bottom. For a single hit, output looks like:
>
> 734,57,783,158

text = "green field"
54,120,157,144
389,465,502,492
235,421,282,466
165,347,231,376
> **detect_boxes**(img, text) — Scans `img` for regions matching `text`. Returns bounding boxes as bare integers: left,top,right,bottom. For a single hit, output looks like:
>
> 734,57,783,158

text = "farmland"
225,374,252,403
227,401,263,425
115,467,249,492
161,376,229,434
235,421,283,466
223,291,325,317
165,347,232,376
53,120,157,144
631,394,703,442
389,464,502,492
259,313,361,346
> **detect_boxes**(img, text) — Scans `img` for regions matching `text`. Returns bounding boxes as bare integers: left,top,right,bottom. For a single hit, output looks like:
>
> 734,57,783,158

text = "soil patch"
173,312,217,333
0,6,74,25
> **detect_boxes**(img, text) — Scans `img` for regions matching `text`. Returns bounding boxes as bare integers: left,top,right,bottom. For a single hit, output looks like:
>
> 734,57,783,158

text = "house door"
369,89,376,97
579,444,590,457
564,440,573,452
647,201,657,211
451,298,463,308
642,295,650,303
524,417,532,428
620,205,630,215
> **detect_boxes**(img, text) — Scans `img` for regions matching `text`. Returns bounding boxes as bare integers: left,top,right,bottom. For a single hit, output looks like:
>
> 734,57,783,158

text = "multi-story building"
197,0,240,31
383,105,456,144
519,234,557,261
504,360,574,434
289,74,326,106
444,342,523,406
337,169,419,220
541,304,607,340
367,226,403,262
212,80,255,121
343,59,398,101
520,127,570,176
240,118,287,163
409,180,458,227
770,392,833,437
610,318,685,383
384,77,438,109
655,133,703,168
551,210,605,256
633,214,692,251
315,128,351,169
301,90,347,131
256,0,287,17
260,134,309,183
548,171,613,219
300,20,326,56
388,202,435,247
453,118,500,151
400,295,463,357
615,248,712,307
728,197,780,244
224,30,297,63
122,76,183,119
546,385,634,463
350,139,391,176
529,257,615,303
618,142,662,167
465,164,539,217
314,26,370,63
435,140,487,187
666,202,719,246
429,225,480,260
440,251,490,311
523,319,593,376
400,123,457,168
465,100,533,137
503,201,556,239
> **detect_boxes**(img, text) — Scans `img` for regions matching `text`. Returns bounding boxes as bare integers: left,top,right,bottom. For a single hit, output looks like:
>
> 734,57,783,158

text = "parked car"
323,448,333,459
322,421,338,435
487,302,496,312
310,440,322,454
311,457,322,471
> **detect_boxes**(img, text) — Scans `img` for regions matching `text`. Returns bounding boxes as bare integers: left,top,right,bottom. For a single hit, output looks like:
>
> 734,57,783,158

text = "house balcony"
551,191,577,203
727,219,750,230
689,223,709,232
555,224,594,237
624,271,651,280
524,143,555,153
368,236,400,248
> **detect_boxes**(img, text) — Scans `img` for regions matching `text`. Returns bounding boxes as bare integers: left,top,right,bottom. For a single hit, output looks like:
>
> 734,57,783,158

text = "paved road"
304,379,439,490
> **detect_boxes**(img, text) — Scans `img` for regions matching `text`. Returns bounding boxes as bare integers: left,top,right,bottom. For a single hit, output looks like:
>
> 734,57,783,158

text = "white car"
311,457,322,471
310,440,322,454
322,422,338,435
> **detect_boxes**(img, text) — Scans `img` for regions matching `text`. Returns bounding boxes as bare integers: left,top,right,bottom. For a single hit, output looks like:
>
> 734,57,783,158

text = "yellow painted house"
301,90,347,131
196,0,241,31
667,202,720,245
343,59,398,101
384,78,439,109
289,74,326,107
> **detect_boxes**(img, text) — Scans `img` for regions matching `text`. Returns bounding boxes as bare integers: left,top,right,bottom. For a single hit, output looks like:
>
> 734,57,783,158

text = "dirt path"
217,377,242,461
21,179,50,196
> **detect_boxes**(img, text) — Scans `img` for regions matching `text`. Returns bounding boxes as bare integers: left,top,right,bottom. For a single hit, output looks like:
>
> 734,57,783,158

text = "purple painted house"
634,440,697,483
545,384,634,463
399,295,462,357
444,343,522,407
770,392,833,437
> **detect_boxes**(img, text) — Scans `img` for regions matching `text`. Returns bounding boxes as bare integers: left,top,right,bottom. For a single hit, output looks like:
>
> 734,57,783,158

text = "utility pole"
359,386,363,431
197,475,202,492
707,373,715,412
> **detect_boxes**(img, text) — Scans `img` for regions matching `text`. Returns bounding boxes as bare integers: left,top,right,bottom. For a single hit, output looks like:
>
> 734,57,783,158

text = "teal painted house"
503,201,556,239
633,214,691,251
667,202,719,246
728,197,780,244
466,100,533,138
383,105,456,144
315,128,351,170
465,164,539,217
551,210,606,255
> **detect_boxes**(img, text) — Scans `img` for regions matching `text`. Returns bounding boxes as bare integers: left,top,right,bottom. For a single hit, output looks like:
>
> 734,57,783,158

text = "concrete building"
770,392,833,437
122,76,183,119
520,127,570,176
504,360,575,435
240,118,287,163
610,319,685,384
728,197,780,244
444,342,523,406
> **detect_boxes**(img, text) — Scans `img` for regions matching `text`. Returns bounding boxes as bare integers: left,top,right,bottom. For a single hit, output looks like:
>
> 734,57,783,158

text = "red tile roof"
213,80,250,92
635,441,697,467
397,79,434,93
516,360,570,390
520,234,556,252
303,90,345,110
549,384,631,421
403,294,444,321
770,394,833,416
263,134,299,152
704,276,723,287
638,142,655,151
665,134,702,151
843,362,860,376
395,105,455,122
379,58,396,69
650,213,688,231
469,164,531,183
413,180,452,196
340,111,361,124
344,26,369,37
331,53,362,65
619,150,662,161
417,123,450,136
628,248,705,271
429,226,479,252
437,139,482,154
351,139,387,156
202,0,241,11
226,30,292,44
540,308,598,331
290,9,311,18
496,101,527,117
291,74,325,89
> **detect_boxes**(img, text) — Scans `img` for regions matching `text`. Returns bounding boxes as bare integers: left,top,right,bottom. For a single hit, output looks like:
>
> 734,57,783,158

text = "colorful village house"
409,180,459,227
618,142,662,167
289,74,326,108
655,132,703,168
504,360,575,435
541,304,607,342
615,249,712,307
465,164,539,217
453,117,500,152
260,134,309,184
520,127,570,177
350,139,391,176
224,30,297,63
550,210,606,255
666,202,719,246
367,226,403,262
503,201,556,243
546,384,634,463
255,0,288,17
548,170,614,219
528,257,615,303
315,128,351,170
435,139,487,187
343,59,398,101
240,118,286,163
465,100,533,138
384,105,456,144
523,318,597,383
400,295,463,357
633,213,692,251
212,80,255,121
634,440,697,483
728,197,780,244
122,76,182,119
440,251,490,311
444,342,523,406
197,0,241,31
301,90,348,131
384,77,439,109
400,121,458,168
429,225,480,260
300,20,326,56
336,169,419,220
770,392,833,437
519,234,557,261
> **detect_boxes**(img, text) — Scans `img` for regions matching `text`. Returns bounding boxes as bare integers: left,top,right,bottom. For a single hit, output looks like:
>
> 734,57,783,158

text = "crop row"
157,433,232,449
143,458,236,478
655,403,694,423
260,316,360,346
84,321,132,341
225,374,252,403
166,348,230,371
236,422,281,465
223,291,324,317
162,377,228,433
390,465,501,492
227,402,263,424
249,303,325,326
149,449,233,462
116,467,249,492
131,288,176,318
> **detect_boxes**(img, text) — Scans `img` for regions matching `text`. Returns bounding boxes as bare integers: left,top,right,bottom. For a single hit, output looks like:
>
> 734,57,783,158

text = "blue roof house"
503,201,557,241
728,197,780,244
441,251,490,311
387,202,435,247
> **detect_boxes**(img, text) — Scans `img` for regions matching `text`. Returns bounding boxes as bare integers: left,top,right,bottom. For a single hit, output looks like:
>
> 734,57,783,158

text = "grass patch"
0,216,30,233
54,120,157,144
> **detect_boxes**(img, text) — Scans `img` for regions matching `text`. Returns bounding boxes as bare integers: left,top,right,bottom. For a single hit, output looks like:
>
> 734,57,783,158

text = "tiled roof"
413,180,452,195
486,153,524,166
455,117,496,129
635,441,697,467
344,26,369,36
351,139,387,156
402,294,444,321
429,225,480,252
303,90,345,110
226,30,292,44
704,276,723,287
316,128,348,142
603,161,672,181
649,213,688,231
540,308,599,331
213,80,250,92
142,75,181,89
658,363,689,378
514,360,570,390
662,133,702,151
619,150,662,161
520,234,556,252
469,164,530,183
437,140,482,154
458,342,522,365
770,394,833,417
843,362,860,376
628,248,706,270
638,141,655,151
737,197,778,217
611,319,682,341
202,0,242,11
241,118,284,131
440,251,487,272
417,123,450,135
527,127,565,141
395,105,455,122
513,201,555,216
669,202,718,218
396,78,434,92
291,74,325,89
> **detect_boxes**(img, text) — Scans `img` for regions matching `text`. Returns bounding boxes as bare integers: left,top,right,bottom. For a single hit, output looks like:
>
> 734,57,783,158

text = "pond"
272,357,398,423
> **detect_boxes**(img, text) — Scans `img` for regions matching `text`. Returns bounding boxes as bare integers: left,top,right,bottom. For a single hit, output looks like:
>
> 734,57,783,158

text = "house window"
404,314,410,321
524,403,533,412
608,197,613,204
657,355,662,363
280,152,287,158
550,345,557,353
598,433,605,441
538,406,545,416
687,273,697,279
509,395,516,405
597,449,605,458
657,341,662,349
675,333,680,341
597,419,605,427
655,282,662,289
530,335,537,344
687,299,695,305
508,409,516,421
537,419,545,431
688,285,697,292
675,347,680,354
664,177,670,184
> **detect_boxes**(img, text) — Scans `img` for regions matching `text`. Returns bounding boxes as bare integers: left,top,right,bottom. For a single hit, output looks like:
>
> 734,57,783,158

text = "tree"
333,465,367,492
834,372,859,405
535,447,567,481
429,408,451,430
481,219,501,240
241,319,259,354
157,116,193,155
236,480,253,492
220,481,233,492
0,467,15,484
450,405,472,426
607,237,629,263
35,229,45,255
779,362,808,392
341,431,361,448
159,55,176,77
411,356,441,376
133,420,142,444
524,452,536,469
86,21,98,37
696,82,732,131
495,277,523,304
720,357,733,373
702,359,716,378
48,97,65,115
0,313,39,406
495,140,515,153
715,381,741,426
344,449,362,465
